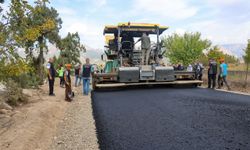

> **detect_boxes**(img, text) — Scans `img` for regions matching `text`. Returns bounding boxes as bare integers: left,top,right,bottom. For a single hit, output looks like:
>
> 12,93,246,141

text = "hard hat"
219,58,225,62
65,64,72,67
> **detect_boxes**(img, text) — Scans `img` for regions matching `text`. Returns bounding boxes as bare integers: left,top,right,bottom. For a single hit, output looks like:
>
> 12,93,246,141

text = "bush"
4,80,28,106
13,73,40,89
0,59,31,82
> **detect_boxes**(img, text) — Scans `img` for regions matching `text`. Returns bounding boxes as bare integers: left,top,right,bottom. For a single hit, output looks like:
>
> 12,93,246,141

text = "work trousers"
217,75,223,88
141,48,151,65
59,77,64,87
83,78,90,95
48,78,55,95
75,75,80,87
208,74,216,89
65,82,72,101
218,75,230,89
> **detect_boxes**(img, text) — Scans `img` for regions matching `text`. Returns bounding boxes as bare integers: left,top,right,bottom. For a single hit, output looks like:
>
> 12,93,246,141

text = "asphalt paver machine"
92,22,202,89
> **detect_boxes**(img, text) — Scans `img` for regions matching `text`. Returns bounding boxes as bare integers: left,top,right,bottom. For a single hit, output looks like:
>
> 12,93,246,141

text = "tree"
207,46,239,63
58,32,85,65
25,0,62,82
1,0,84,85
207,46,224,61
7,0,62,82
0,59,31,82
0,0,31,82
197,46,239,66
1,0,62,84
243,40,250,88
163,32,211,66
1,0,30,61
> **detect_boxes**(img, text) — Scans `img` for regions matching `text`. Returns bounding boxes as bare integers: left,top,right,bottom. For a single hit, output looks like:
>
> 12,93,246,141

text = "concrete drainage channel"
91,87,250,150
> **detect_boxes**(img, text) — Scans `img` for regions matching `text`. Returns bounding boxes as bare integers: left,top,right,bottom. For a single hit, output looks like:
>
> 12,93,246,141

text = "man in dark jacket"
208,58,217,89
82,58,93,95
47,58,56,96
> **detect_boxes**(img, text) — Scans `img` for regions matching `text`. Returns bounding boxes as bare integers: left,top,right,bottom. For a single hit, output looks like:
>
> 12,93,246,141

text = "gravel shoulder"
49,86,99,150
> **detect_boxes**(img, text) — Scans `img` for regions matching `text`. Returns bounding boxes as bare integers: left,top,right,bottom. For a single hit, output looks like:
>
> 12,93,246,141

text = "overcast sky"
3,0,250,49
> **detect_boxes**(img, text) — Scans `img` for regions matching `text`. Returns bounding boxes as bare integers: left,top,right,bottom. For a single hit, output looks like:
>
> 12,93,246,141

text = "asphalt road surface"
92,87,250,150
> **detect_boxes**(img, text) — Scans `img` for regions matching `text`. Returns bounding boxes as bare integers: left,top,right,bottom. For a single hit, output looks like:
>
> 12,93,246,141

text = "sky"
2,0,250,50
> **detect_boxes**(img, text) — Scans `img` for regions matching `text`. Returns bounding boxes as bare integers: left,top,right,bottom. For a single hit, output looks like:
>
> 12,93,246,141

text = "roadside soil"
0,78,99,150
202,78,250,94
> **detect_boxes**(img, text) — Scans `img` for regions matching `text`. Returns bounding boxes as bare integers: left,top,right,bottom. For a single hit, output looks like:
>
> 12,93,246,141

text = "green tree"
163,32,211,66
197,46,239,66
8,0,62,82
58,32,85,65
1,0,30,61
207,46,224,61
197,53,209,66
243,40,250,88
25,0,62,82
0,0,31,82
1,0,62,84
207,46,239,64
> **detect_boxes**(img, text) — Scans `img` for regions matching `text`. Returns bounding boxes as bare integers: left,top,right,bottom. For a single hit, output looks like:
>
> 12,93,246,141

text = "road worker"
136,32,151,65
64,64,72,101
47,58,56,96
218,58,231,90
208,58,217,89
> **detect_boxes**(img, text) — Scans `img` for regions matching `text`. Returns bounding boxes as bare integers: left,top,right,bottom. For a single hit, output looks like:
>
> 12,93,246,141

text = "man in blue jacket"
218,58,231,90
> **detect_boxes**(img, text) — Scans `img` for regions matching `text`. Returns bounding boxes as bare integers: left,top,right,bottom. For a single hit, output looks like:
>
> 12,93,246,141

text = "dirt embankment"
0,79,99,150
202,71,250,93
0,82,69,150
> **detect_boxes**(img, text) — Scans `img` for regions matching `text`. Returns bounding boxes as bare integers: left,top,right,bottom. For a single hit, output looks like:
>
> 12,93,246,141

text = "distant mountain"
80,46,104,64
83,46,103,59
16,44,104,64
17,44,60,60
219,44,246,59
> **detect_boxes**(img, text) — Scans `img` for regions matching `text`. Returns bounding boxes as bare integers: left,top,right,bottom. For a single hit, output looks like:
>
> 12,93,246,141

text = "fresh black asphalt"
92,87,250,150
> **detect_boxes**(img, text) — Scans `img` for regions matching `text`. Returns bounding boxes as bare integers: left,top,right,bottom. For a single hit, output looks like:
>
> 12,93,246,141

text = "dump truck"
92,22,203,89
